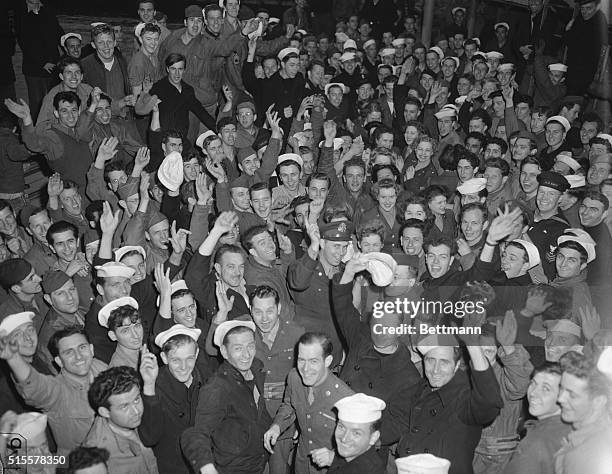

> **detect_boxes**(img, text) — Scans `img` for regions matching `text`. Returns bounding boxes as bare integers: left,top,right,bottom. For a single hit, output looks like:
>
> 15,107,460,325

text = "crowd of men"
0,0,611,472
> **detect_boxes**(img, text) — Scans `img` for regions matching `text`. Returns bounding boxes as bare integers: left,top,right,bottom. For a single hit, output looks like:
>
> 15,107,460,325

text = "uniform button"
424,448,430,454
267,356,272,360
368,382,373,389
309,440,313,444
354,365,360,371
318,272,323,276
326,390,331,396
430,409,437,416
307,414,310,419
411,427,419,433
307,428,311,432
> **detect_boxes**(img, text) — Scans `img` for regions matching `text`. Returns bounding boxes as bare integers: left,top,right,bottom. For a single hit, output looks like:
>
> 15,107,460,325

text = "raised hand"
306,222,320,250
99,201,121,234
139,345,159,388
153,263,172,296
242,18,259,35
579,306,601,341
277,229,293,254
4,98,32,122
487,204,523,245
139,172,151,199
89,87,103,110
215,280,235,315
47,173,64,198
0,331,20,361
97,137,119,163
456,238,471,256
523,287,553,317
195,172,213,204
496,310,518,352
285,24,296,38
205,157,227,183
213,211,239,234
169,221,191,254
134,147,151,170
266,106,282,138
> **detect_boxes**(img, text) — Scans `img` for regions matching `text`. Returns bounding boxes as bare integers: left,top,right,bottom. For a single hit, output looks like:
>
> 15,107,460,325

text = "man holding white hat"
325,393,386,473
0,325,107,454
182,319,272,474
386,332,503,474
138,324,205,473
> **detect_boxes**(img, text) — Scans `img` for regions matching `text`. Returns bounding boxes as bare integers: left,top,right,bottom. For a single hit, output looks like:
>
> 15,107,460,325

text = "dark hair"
249,181,271,198
520,155,541,172
485,157,510,176
298,332,333,358
342,156,366,176
223,324,255,346
85,200,104,222
583,189,610,210
53,91,81,110
469,108,492,130
557,240,588,264
91,24,114,41
356,219,385,243
213,243,245,265
532,361,562,378
161,129,183,144
204,4,223,17
505,241,530,263
108,305,141,332
162,333,198,354
460,202,488,223
400,218,428,236
277,159,302,175
398,194,433,223
217,116,237,131
140,22,161,37
48,326,90,358
423,184,449,202
589,137,612,153
67,447,109,473
170,287,195,301
306,172,331,188
57,56,81,75
46,221,79,246
249,284,280,306
373,126,394,144
290,195,311,211
89,366,141,412
0,104,18,130
165,52,186,68
559,350,612,399
485,136,509,155
438,144,458,172
372,164,401,183
465,131,487,149
424,235,457,254
581,112,604,133
242,225,271,252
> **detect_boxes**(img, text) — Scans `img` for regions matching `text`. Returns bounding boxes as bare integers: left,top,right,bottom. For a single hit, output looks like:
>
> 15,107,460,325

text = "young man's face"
461,209,487,243
54,100,80,128
162,137,183,156
561,104,581,124
220,124,236,146
512,138,533,162
225,0,240,18
64,37,82,58
16,269,42,295
94,98,112,125
484,167,506,193
121,254,146,284
0,207,17,236
401,227,424,256
555,247,585,278
162,340,199,383
456,159,476,183
221,330,256,373
104,386,144,430
49,279,80,314
183,158,201,181
107,169,128,192
297,342,331,386
167,61,185,85
98,276,132,303
185,16,203,37
9,322,38,358
60,64,83,91
520,163,541,194
465,137,483,156
171,293,197,327
230,187,250,211
558,372,598,426
580,121,599,145
93,33,116,62
527,371,561,418
251,295,281,334
205,9,223,34
308,178,329,201
27,211,52,244
214,251,245,288
320,239,350,267
359,234,383,254
545,123,566,147
501,245,528,278
55,333,94,376
536,186,561,213
437,117,454,137
60,187,82,216
426,244,453,278
249,230,276,263
579,197,607,227
250,188,272,218
146,220,170,250
111,317,143,350
138,1,155,22
279,164,301,192
531,112,547,133
140,31,160,55
50,229,79,263
424,346,459,388
587,162,611,186
335,419,378,462
549,70,565,86
343,165,365,193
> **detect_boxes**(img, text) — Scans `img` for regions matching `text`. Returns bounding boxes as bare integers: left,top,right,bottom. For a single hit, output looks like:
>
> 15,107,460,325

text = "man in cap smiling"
0,258,47,324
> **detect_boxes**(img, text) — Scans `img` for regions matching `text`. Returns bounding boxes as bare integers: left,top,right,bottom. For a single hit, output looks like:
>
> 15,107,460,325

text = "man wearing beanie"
0,258,48,325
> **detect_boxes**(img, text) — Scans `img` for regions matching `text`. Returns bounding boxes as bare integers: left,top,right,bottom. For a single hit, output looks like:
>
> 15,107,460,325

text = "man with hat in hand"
527,170,570,282
288,221,353,366
327,393,387,473
0,258,47,325
181,319,271,474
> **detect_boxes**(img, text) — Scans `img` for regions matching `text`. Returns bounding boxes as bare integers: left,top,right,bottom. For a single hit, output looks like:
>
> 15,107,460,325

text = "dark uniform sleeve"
458,364,503,426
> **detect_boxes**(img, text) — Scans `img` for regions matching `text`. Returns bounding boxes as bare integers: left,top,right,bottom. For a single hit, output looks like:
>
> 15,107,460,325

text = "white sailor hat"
565,174,586,189
98,296,139,328
0,312,34,335
548,63,568,73
442,56,460,69
61,33,82,47
196,130,218,150
297,29,308,35
486,51,504,60
452,7,466,15
546,115,571,132
428,46,444,60
416,333,459,355
596,133,612,147
544,319,582,338
318,138,344,151
396,454,451,474
278,47,300,61
455,95,468,106
95,262,135,279
155,324,202,348
363,39,376,49
379,48,396,58
335,393,386,423
303,122,313,131
213,320,256,347
324,82,348,96
269,17,280,25
392,38,406,47
510,239,541,269
558,228,596,263
343,39,357,51
158,151,184,192
494,22,510,31
340,52,356,62
456,177,487,195
115,245,147,263
434,105,458,120
13,412,48,448
134,22,146,38
91,22,107,27
278,153,304,168
157,280,189,313
597,346,612,378
555,152,581,172
497,63,515,73
362,252,397,287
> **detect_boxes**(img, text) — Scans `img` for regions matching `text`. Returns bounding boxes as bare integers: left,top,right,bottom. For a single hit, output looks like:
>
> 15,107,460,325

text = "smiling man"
0,258,47,324
264,332,354,473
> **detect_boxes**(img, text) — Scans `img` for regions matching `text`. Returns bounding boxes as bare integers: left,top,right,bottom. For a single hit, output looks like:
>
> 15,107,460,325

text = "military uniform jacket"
327,447,386,474
274,369,354,474
394,366,503,474
527,212,569,281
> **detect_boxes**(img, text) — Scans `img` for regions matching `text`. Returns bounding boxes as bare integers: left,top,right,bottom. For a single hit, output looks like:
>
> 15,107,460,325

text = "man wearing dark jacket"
181,319,271,474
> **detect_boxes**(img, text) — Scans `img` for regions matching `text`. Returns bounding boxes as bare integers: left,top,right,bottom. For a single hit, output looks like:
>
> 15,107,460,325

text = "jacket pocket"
213,419,251,456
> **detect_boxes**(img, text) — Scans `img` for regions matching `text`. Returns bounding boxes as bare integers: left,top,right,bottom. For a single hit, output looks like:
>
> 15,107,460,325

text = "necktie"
307,387,315,405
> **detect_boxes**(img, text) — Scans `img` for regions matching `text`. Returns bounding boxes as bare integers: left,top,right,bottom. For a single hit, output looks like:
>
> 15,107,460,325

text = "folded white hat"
555,152,581,172
214,320,256,347
597,346,612,378
134,22,146,38
497,63,515,72
565,174,586,189
452,7,466,15
486,51,504,60
494,22,510,31
157,279,189,312
558,228,596,263
61,32,82,47
548,63,568,73
379,48,396,57
340,52,356,62
14,412,48,447
95,262,135,279
511,239,541,269
303,122,312,131
158,151,184,192
335,393,386,423
278,47,300,61
456,177,487,195
362,252,397,287
392,38,406,47
325,82,348,96
546,115,571,133
455,95,468,107
278,153,304,167
443,56,460,69
428,46,444,60
434,105,458,120
343,39,357,51
91,22,107,27
196,130,217,150
155,323,202,348
318,138,344,151
114,245,146,263
396,453,451,474
248,20,264,40
269,17,280,25
0,311,34,335
98,296,139,328
363,39,376,50
297,29,308,35
597,133,612,147
544,318,581,338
